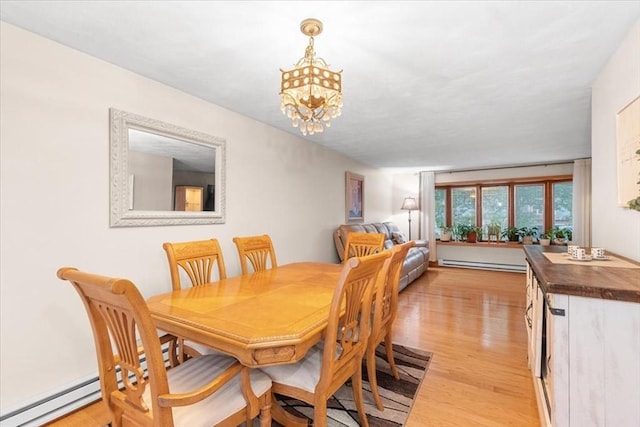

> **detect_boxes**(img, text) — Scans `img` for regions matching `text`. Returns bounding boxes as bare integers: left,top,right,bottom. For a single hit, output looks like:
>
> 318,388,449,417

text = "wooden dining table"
146,262,344,367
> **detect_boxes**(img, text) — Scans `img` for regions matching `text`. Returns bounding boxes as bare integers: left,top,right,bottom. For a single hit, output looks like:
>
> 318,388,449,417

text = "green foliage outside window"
436,178,573,239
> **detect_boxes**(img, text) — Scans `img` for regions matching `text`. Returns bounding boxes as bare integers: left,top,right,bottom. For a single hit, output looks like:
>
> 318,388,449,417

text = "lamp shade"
401,197,418,211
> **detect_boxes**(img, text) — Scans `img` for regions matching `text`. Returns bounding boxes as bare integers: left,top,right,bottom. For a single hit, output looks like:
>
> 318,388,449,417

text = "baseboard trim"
438,259,526,273
1,345,171,426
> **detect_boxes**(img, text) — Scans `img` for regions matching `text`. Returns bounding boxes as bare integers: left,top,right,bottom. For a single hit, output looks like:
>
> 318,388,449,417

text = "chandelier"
280,18,343,136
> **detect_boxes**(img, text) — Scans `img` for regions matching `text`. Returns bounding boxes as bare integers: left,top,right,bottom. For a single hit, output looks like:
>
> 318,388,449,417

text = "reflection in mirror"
110,108,226,227
128,129,215,211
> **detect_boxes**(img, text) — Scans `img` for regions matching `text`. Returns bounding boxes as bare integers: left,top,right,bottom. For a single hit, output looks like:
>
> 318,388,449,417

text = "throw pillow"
391,231,407,244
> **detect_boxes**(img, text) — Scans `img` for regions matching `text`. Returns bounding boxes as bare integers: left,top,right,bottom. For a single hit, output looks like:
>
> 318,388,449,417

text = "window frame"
436,175,572,234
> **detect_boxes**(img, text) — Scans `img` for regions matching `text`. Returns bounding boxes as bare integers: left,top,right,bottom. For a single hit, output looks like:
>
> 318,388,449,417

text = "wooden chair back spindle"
232,235,277,274
162,239,227,291
342,232,385,263
366,241,415,410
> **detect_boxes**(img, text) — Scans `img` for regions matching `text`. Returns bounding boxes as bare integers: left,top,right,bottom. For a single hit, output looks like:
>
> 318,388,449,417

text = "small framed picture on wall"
345,171,364,223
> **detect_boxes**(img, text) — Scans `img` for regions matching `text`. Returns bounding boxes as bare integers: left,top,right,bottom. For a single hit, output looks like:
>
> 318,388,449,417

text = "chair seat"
184,339,225,357
142,354,272,426
261,344,322,393
261,343,344,394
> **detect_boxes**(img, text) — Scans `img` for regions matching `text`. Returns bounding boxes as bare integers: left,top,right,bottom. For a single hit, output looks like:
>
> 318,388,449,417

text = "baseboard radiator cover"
0,346,171,426
438,259,526,273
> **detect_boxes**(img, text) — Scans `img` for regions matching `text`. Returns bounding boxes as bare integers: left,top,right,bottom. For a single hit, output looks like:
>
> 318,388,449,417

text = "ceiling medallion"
280,18,343,136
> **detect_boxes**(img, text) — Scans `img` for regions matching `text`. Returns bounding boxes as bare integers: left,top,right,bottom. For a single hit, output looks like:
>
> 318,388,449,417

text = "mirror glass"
110,108,226,227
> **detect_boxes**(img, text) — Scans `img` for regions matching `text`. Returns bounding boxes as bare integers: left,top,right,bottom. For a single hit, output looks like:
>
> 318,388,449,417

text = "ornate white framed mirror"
110,108,226,227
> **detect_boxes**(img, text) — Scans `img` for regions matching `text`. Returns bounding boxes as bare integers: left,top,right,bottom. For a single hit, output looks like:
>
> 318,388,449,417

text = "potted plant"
550,226,569,245
453,224,481,243
473,226,484,242
539,230,552,246
454,224,473,242
519,226,538,245
565,228,573,244
501,226,521,243
486,222,501,242
439,224,453,242
467,226,481,243
626,148,640,211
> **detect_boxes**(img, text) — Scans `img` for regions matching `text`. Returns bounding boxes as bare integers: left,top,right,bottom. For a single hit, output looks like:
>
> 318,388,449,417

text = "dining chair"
162,238,227,291
342,232,385,262
162,238,227,361
366,240,415,410
232,234,277,274
57,267,272,427
260,251,391,427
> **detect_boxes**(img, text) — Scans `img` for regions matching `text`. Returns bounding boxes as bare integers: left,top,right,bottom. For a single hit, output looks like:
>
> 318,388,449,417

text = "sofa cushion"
391,231,408,244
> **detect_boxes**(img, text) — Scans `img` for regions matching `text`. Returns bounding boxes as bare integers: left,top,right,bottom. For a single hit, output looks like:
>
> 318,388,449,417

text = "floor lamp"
401,197,418,240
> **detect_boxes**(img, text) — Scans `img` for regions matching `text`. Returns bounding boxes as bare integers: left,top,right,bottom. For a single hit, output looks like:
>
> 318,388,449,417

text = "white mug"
573,248,586,260
591,247,605,258
568,245,579,257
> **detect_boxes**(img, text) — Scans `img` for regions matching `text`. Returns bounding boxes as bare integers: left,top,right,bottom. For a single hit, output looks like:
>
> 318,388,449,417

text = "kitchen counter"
524,245,640,303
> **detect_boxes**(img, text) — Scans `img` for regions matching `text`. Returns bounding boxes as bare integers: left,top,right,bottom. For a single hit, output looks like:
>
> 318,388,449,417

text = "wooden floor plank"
397,267,539,427
47,266,540,426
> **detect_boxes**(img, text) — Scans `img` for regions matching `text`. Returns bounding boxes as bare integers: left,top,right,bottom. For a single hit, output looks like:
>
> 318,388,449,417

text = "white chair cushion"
260,344,323,393
185,339,225,356
141,354,271,426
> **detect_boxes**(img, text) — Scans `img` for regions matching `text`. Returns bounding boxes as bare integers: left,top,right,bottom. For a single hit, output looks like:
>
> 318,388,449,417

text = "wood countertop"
524,245,640,303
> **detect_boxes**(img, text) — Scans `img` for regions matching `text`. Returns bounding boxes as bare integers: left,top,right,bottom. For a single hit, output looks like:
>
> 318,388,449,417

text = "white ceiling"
2,1,639,172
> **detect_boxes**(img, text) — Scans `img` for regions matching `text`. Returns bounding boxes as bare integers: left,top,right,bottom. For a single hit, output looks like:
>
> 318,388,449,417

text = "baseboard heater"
438,259,526,273
0,345,172,426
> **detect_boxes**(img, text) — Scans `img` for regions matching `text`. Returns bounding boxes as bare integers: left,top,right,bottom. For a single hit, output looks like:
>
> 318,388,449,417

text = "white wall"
0,23,393,411
129,151,173,210
391,173,421,238
434,163,574,184
592,19,640,261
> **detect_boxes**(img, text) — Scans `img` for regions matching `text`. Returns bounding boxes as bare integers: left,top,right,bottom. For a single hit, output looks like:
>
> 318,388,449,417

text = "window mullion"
508,183,515,227
476,184,482,227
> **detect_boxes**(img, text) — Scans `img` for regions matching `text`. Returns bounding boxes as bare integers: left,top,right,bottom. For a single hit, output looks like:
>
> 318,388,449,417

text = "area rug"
271,343,432,427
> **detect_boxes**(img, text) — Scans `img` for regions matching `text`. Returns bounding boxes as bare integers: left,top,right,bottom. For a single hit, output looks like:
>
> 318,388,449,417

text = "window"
452,187,476,226
481,186,508,231
436,176,572,239
552,182,573,229
514,184,544,230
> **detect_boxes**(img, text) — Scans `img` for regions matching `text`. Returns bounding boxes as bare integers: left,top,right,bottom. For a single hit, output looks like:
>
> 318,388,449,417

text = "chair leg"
384,333,400,380
351,366,370,427
367,346,384,411
258,392,272,427
313,399,328,427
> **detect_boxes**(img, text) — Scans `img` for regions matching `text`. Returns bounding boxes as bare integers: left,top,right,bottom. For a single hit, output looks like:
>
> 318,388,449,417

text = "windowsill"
437,240,527,248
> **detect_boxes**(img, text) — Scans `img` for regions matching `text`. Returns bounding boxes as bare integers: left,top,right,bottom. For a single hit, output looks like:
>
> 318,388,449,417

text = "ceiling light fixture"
280,18,342,136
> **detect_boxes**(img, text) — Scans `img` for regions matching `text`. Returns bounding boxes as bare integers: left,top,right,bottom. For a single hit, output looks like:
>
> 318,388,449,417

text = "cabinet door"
525,263,535,368
531,283,543,378
546,293,569,426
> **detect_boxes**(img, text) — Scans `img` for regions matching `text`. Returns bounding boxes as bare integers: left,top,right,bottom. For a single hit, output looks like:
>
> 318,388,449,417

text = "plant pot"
467,231,477,243
539,238,551,246
440,231,452,242
522,236,534,245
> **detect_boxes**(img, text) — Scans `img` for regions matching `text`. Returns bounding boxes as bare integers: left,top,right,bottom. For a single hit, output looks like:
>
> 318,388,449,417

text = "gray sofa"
333,222,429,292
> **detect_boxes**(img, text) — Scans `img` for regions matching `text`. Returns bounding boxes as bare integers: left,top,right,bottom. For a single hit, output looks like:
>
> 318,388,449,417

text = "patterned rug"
271,343,432,426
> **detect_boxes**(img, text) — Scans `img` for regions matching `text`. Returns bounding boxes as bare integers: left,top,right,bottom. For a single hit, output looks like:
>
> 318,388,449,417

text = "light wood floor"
398,267,540,427
47,266,540,427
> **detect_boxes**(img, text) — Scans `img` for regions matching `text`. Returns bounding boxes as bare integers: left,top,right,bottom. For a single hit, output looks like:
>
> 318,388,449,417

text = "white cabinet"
526,262,640,427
